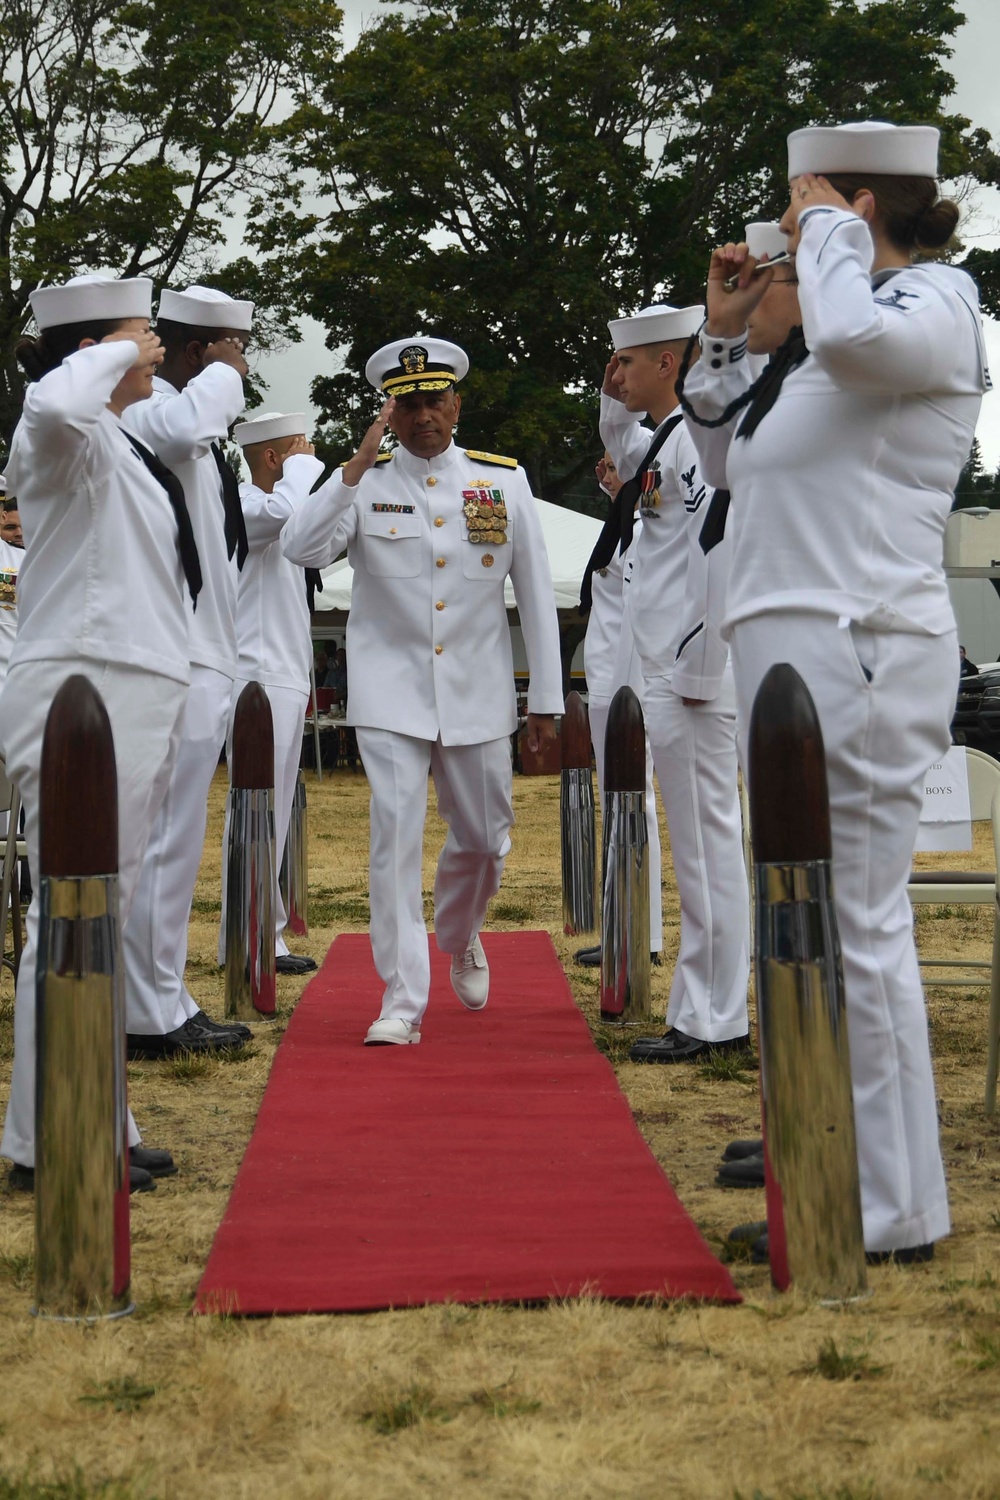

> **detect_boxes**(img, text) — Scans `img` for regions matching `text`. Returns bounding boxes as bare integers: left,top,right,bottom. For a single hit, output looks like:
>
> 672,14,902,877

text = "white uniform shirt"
583,522,646,704
0,539,20,681
599,401,729,698
281,440,564,746
236,453,325,692
124,367,245,676
4,342,189,686
682,206,989,636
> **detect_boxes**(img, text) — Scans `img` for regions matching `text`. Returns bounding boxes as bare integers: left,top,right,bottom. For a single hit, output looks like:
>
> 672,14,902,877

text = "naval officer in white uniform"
216,410,324,972
122,285,252,1056
599,304,750,1062
0,274,197,1189
682,121,990,1259
281,338,564,1043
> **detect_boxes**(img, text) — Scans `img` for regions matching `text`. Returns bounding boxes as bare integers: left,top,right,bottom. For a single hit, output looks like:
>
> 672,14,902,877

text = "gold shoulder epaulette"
464,448,518,470
338,451,394,469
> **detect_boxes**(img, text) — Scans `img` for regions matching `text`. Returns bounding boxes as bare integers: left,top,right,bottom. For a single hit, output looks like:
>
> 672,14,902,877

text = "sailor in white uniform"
0,274,197,1189
281,338,564,1043
122,285,253,1056
599,304,750,1062
578,457,664,964
681,121,990,1258
216,411,324,973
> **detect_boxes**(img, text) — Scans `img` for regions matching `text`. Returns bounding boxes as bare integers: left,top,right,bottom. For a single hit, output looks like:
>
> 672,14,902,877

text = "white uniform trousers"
217,680,309,962
0,660,186,1167
588,699,664,953
642,666,751,1043
355,728,514,1025
123,664,232,1036
729,612,954,1253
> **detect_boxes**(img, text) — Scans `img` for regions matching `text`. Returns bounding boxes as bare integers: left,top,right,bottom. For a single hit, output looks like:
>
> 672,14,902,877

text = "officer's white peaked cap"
30,274,153,331
366,337,469,395
787,122,940,180
158,284,254,330
608,304,704,353
234,411,308,447
745,223,789,262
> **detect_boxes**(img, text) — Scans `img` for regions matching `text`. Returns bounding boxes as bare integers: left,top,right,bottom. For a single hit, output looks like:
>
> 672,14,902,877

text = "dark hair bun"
915,197,960,252
15,336,48,382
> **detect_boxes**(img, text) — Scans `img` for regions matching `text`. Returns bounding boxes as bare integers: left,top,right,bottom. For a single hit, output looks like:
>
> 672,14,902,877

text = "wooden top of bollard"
603,685,645,793
748,662,831,863
39,674,118,877
561,691,591,770
232,681,274,790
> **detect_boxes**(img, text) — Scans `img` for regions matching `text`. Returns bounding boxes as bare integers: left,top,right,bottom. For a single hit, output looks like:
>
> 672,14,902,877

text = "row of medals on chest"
463,485,508,547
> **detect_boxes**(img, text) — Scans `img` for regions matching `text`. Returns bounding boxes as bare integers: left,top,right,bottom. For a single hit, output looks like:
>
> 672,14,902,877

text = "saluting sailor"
216,411,324,973
281,338,564,1044
122,285,253,1058
599,304,751,1062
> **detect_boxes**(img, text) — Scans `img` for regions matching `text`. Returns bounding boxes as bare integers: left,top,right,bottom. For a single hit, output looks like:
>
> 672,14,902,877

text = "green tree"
0,0,343,441
263,0,990,500
954,437,1000,510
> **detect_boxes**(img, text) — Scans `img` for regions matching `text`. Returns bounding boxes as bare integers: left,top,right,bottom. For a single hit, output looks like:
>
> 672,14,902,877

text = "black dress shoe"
192,1008,252,1042
129,1146,177,1179
126,1017,245,1060
9,1163,155,1194
723,1136,764,1162
728,1219,767,1244
275,954,317,974
715,1150,765,1188
735,1229,935,1268
629,1029,751,1064
574,944,601,967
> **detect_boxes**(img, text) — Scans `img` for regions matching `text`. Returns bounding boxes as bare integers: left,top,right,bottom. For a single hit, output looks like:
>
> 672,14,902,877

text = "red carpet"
195,932,739,1314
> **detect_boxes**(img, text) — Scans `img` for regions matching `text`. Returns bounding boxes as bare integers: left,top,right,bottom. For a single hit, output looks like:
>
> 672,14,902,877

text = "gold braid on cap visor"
381,371,456,395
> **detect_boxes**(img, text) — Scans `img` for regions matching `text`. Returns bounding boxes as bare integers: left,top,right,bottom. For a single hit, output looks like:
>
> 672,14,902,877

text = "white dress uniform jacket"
0,339,190,1166
281,441,565,733
123,367,246,675
681,204,989,1251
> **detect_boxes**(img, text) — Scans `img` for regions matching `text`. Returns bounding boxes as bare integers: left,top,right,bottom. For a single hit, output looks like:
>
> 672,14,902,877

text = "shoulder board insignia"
337,451,394,470
464,449,517,470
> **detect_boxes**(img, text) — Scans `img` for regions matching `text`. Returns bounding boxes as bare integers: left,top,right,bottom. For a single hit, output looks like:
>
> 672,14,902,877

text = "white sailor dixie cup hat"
234,411,308,447
787,122,940,180
607,303,705,353
366,337,470,396
744,223,790,262
29,274,153,331
157,284,254,331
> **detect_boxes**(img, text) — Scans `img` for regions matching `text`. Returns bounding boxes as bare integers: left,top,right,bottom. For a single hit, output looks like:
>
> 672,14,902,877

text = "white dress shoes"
364,1018,421,1046
449,935,490,1010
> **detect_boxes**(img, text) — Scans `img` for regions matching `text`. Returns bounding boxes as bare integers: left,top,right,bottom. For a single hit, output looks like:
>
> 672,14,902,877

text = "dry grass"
1,766,999,1500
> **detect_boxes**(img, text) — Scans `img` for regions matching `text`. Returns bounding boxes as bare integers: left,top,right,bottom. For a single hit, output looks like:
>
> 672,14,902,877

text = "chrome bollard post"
34,676,133,1322
749,663,867,1303
279,770,309,939
600,686,651,1023
225,682,276,1021
561,692,596,938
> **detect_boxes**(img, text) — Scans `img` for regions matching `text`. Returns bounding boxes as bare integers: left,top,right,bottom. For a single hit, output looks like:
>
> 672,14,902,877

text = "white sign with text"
914,746,973,851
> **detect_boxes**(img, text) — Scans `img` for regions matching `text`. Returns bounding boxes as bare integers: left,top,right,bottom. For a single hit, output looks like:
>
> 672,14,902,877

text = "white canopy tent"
311,497,603,614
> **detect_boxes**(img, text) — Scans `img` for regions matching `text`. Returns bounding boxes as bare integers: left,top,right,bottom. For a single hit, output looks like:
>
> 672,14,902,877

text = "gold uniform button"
482,554,494,567
426,476,438,487
436,557,446,568
434,516,445,527
389,527,397,534
435,601,445,611
435,645,444,655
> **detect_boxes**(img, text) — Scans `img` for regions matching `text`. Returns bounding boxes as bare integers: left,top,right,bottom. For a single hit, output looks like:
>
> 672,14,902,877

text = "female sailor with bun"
680,122,990,1260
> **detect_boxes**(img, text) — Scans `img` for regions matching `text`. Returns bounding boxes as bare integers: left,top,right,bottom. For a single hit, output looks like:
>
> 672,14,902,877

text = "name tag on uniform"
370,503,415,514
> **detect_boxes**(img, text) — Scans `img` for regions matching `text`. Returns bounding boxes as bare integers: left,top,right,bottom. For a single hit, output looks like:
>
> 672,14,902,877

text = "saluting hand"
342,398,395,488
705,241,774,339
203,337,250,378
782,173,866,252
285,434,316,459
601,354,623,400
102,328,164,375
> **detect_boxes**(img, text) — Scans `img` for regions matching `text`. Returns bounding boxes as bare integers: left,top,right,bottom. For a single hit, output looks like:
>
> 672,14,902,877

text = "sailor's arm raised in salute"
241,437,325,550
280,399,395,568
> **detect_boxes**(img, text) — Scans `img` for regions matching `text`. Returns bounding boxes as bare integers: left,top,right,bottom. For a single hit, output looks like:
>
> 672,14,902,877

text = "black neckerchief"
305,568,324,611
211,441,249,571
698,489,732,554
124,431,203,607
676,324,810,439
579,413,684,614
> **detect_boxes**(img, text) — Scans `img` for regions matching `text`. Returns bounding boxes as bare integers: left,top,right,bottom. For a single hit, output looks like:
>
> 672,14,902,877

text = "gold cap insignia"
400,344,427,375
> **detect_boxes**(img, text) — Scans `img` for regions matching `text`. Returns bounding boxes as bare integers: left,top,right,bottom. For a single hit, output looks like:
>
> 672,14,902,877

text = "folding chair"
908,746,1000,1115
0,755,26,981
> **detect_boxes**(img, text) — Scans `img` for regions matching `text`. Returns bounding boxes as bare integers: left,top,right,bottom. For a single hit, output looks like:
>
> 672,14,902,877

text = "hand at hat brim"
781,173,867,249
342,397,396,488
602,353,622,399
